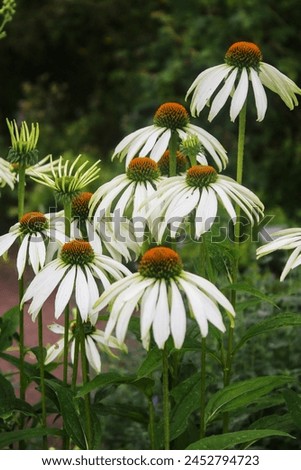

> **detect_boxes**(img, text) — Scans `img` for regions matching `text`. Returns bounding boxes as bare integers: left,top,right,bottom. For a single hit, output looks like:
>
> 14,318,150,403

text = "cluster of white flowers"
1,40,300,374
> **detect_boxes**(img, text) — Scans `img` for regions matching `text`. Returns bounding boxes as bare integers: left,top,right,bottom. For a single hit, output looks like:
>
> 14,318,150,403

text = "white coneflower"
0,211,66,277
22,239,131,322
93,246,235,350
45,320,126,374
145,165,264,241
256,228,301,281
90,157,162,223
113,102,228,171
186,41,301,122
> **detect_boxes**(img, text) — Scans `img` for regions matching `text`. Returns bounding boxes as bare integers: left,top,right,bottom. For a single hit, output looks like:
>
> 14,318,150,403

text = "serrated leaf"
0,306,19,351
205,376,293,424
234,314,301,353
170,373,201,440
0,428,63,449
186,429,292,450
45,379,87,449
283,390,301,430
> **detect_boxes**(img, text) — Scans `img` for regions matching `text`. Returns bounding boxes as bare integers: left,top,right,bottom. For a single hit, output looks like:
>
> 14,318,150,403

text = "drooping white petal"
177,277,208,337
0,232,19,256
115,294,142,343
182,271,235,317
45,338,65,365
28,234,43,274
93,273,141,312
113,126,153,158
75,268,90,321
139,127,166,156
152,280,170,349
48,323,65,334
150,129,171,161
54,266,76,319
208,68,238,122
126,127,156,162
140,281,160,342
85,267,100,323
249,68,268,122
85,336,101,373
170,280,186,349
16,234,30,278
195,187,217,238
187,64,232,117
230,68,249,122
259,62,301,110
280,245,301,281
211,183,236,222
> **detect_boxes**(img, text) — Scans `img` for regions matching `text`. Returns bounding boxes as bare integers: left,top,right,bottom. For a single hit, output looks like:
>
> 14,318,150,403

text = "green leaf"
205,376,293,424
137,348,162,378
0,373,36,419
0,306,19,351
77,372,134,397
94,403,148,424
45,379,87,449
187,429,292,450
0,428,63,449
249,413,294,432
170,373,201,440
0,351,38,379
283,390,301,430
234,314,301,353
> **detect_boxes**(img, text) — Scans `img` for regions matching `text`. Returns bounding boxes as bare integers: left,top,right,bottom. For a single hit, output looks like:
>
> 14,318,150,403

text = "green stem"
62,200,72,450
17,164,26,448
148,398,156,450
223,102,247,433
38,309,48,449
71,332,80,392
63,200,71,385
78,316,93,449
162,347,170,450
168,131,178,177
199,337,207,439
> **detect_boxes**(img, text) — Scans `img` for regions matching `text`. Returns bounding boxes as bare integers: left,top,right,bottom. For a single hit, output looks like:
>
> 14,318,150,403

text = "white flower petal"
0,232,19,256
16,234,29,278
85,336,101,373
75,268,90,321
152,281,170,349
150,129,171,161
249,67,268,122
54,266,76,319
140,281,160,342
208,68,238,122
230,67,249,122
176,278,208,337
170,280,186,349
45,338,65,365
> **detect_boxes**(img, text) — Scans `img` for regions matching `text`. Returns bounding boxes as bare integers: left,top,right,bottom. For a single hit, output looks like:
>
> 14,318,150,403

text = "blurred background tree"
0,0,300,228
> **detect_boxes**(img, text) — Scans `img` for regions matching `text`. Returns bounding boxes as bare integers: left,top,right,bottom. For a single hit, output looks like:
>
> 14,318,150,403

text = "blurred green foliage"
0,0,300,226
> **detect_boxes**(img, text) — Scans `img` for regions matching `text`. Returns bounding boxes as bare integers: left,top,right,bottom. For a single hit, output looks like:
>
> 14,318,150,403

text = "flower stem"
223,101,247,433
168,131,178,177
78,316,93,449
62,200,72,450
162,346,170,450
17,163,26,448
148,398,156,450
38,309,48,449
199,337,207,439
63,200,71,385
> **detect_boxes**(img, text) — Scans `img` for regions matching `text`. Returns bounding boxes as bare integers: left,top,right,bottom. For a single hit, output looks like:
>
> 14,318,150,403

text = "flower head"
90,157,162,221
22,239,131,322
256,228,301,281
186,41,301,122
45,319,126,374
6,119,39,166
93,246,235,349
30,155,101,202
112,102,228,171
0,157,14,189
145,165,264,240
0,211,66,277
